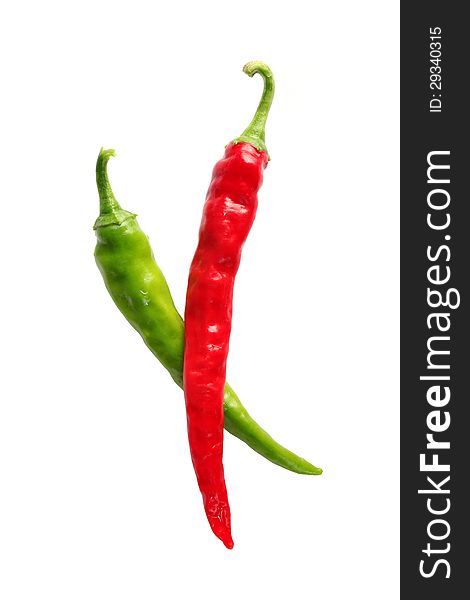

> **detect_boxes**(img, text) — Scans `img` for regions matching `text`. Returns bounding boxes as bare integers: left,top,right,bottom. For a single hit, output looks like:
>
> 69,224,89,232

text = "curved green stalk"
95,148,134,228
233,61,275,154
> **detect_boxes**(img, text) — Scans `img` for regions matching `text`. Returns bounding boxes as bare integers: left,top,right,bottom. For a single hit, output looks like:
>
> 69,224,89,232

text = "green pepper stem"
94,148,134,229
96,148,120,214
233,61,275,154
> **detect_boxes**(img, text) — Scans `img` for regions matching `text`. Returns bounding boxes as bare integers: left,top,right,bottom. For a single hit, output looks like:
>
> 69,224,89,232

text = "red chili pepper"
184,61,274,549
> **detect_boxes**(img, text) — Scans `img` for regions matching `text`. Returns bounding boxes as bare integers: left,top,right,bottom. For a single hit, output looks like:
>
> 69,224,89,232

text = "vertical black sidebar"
401,2,468,597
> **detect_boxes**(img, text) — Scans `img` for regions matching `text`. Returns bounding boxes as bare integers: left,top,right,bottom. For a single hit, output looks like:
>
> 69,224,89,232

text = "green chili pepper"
94,148,322,476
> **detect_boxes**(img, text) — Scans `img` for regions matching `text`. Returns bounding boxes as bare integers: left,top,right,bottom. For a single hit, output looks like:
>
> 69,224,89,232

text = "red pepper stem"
94,148,134,229
233,61,275,155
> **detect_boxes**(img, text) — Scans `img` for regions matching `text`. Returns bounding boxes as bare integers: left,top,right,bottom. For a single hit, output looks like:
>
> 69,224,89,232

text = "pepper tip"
223,536,234,550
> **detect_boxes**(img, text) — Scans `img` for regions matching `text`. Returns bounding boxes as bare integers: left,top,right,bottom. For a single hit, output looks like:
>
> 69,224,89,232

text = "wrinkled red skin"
183,142,268,549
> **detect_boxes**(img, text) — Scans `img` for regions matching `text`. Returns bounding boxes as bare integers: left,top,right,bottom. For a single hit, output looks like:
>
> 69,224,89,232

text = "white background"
0,1,399,598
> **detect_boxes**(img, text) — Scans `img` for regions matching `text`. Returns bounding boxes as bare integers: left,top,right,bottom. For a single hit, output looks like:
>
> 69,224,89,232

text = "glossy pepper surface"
93,149,323,477
183,62,279,549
